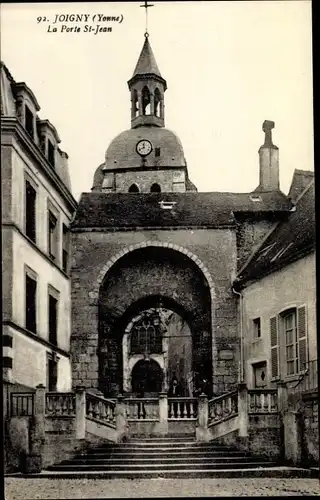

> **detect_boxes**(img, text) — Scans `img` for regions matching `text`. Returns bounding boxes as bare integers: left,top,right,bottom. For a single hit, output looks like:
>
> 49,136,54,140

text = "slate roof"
288,169,314,202
236,178,315,286
71,190,292,230
131,36,162,78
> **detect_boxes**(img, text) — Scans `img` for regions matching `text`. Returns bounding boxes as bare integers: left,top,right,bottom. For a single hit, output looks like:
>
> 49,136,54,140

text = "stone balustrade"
168,397,198,420
208,390,238,426
248,389,278,414
45,392,76,417
86,392,116,428
125,397,159,420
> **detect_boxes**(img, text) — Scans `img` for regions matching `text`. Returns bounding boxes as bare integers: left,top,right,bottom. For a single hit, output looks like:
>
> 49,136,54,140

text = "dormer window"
249,195,262,202
159,200,176,210
25,104,34,139
155,147,161,157
47,139,55,168
13,82,40,141
37,119,61,168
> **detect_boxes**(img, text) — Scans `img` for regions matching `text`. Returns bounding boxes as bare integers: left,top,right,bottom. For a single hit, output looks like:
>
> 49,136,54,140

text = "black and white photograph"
1,1,318,498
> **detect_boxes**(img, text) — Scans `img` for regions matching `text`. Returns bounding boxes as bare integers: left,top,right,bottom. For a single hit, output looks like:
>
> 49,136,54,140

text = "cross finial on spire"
140,1,154,37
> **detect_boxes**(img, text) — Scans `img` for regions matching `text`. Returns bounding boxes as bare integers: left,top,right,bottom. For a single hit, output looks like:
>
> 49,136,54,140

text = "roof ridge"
293,168,314,176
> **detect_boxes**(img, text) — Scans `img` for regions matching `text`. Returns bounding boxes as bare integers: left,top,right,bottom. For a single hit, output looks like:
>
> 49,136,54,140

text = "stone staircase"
44,434,312,478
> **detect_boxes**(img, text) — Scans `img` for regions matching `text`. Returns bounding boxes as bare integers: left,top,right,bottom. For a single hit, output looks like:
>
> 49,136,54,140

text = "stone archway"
98,245,213,397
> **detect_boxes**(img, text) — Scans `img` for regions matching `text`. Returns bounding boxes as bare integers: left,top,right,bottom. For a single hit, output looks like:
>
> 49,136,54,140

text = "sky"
1,1,314,201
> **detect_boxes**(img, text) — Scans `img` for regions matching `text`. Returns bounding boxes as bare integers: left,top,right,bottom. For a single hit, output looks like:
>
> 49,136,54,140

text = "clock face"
136,139,152,157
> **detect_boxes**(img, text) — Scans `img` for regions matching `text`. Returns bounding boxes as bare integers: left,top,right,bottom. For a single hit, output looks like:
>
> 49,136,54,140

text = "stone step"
128,434,195,441
8,467,317,479
88,444,237,452
48,461,278,472
74,450,247,459
60,456,268,466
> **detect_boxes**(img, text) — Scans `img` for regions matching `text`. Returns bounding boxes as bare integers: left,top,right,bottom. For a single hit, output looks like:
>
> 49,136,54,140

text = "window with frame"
25,272,37,333
62,224,69,273
131,313,163,355
47,353,58,392
253,317,261,338
48,210,58,260
25,180,36,242
24,104,34,139
48,294,58,345
47,139,55,168
284,310,298,376
270,306,308,379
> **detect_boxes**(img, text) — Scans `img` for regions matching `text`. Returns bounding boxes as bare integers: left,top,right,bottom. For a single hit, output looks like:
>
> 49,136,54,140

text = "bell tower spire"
127,3,167,129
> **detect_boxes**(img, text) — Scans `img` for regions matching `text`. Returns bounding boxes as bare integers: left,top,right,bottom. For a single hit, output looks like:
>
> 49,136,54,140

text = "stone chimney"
258,120,279,191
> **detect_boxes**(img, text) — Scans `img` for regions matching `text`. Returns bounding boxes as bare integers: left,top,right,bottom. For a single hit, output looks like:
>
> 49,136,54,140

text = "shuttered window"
297,306,308,373
48,210,58,260
284,310,298,375
26,273,37,333
62,224,69,273
25,180,36,242
270,316,279,379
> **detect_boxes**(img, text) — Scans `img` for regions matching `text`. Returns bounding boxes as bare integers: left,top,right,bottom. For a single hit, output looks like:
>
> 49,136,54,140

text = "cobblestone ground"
4,478,320,499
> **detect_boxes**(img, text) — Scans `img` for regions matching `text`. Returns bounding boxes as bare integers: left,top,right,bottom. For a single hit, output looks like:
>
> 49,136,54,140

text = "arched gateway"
97,245,213,398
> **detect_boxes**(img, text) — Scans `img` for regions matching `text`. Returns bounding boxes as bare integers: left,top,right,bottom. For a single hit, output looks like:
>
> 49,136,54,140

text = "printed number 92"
37,16,47,23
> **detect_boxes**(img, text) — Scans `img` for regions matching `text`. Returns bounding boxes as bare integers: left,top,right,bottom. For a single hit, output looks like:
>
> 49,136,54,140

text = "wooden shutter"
270,316,279,378
297,306,308,372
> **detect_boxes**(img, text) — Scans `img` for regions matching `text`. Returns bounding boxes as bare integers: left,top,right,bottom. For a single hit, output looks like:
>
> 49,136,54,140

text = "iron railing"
10,392,35,417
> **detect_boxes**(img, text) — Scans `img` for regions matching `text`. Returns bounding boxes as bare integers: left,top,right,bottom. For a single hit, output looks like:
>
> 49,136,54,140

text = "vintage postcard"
2,1,317,499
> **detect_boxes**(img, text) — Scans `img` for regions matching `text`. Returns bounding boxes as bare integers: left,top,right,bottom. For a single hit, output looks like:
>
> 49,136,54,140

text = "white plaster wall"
10,326,71,390
11,146,73,263
12,230,71,351
242,253,316,387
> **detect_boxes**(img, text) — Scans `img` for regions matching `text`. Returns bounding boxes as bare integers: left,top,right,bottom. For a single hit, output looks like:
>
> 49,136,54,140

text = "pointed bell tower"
128,33,167,129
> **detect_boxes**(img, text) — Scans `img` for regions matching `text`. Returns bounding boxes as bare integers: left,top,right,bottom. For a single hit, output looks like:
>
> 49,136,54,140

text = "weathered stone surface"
71,229,240,394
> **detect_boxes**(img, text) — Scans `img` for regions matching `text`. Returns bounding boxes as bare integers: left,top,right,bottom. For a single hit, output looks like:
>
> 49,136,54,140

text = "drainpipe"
232,286,244,383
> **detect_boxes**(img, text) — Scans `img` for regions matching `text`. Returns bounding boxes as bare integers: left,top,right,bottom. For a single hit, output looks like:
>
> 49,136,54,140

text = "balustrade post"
277,381,299,464
75,386,86,439
115,394,128,443
277,381,288,413
196,393,211,442
27,384,46,473
159,392,168,435
238,382,248,440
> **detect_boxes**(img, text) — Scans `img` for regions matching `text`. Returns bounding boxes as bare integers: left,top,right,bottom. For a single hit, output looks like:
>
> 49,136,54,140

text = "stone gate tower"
70,32,292,398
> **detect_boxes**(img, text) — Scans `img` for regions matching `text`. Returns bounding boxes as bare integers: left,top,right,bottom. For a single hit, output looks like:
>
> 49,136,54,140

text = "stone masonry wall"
71,228,239,394
114,169,185,193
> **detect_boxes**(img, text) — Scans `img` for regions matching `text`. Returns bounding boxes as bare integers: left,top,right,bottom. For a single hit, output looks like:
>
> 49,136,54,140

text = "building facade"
1,62,77,407
70,35,302,399
235,171,316,392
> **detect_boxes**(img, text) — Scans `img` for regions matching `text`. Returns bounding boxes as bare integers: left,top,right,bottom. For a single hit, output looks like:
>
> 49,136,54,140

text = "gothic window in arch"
154,88,161,117
130,312,163,355
150,183,161,193
128,184,139,193
142,86,151,115
133,89,139,118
